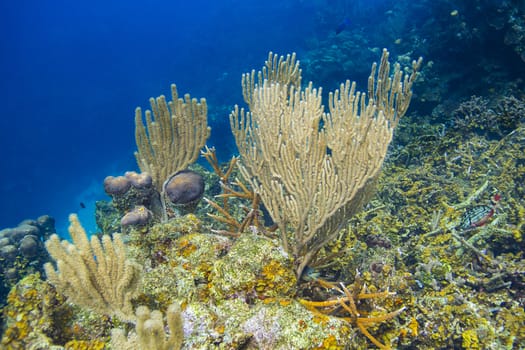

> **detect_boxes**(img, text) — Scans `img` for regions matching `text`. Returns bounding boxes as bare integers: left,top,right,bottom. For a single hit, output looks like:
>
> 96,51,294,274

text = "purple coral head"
104,175,131,195
19,235,40,258
125,171,153,189
7,224,40,242
0,244,17,261
121,205,153,227
164,170,205,205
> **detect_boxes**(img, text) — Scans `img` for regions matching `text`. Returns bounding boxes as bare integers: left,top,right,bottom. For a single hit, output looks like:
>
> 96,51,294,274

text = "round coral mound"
164,170,205,206
103,175,131,195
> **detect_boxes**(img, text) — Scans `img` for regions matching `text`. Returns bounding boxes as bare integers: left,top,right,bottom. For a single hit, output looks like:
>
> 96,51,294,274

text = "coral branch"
134,84,210,192
111,303,184,350
230,50,421,277
44,214,142,322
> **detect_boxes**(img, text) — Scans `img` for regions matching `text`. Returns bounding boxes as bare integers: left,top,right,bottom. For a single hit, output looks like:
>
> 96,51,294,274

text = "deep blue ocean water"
1,0,524,237
0,0,321,235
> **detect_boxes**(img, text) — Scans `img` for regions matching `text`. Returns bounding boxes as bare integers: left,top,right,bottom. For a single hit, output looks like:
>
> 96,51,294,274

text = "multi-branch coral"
231,50,421,279
44,214,142,322
134,84,210,194
201,146,265,238
300,279,405,350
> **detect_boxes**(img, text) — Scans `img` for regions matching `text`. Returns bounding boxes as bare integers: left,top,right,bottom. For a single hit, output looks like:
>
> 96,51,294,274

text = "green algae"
208,234,297,301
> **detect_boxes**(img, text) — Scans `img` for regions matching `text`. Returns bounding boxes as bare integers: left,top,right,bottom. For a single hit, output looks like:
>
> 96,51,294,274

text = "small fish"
458,194,501,230
300,266,321,281
335,17,351,35
80,202,86,209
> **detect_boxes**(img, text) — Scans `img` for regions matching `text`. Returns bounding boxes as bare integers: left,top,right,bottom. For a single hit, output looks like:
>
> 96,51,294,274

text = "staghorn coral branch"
300,279,404,350
44,214,142,322
201,146,238,183
205,197,241,229
203,147,264,237
216,179,254,200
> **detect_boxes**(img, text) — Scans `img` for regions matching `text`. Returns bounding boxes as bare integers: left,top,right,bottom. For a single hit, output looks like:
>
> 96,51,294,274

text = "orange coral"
300,279,404,349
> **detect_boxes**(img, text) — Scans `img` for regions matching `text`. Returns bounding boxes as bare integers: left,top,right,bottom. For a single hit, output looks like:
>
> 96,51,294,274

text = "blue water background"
0,0,523,237
0,0,322,235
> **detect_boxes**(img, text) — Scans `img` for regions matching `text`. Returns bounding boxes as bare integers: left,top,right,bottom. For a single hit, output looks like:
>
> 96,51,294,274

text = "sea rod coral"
131,85,211,222
230,49,422,278
44,214,142,322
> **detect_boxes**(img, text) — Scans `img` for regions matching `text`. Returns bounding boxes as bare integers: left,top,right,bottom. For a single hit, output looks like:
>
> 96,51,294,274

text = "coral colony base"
2,50,525,350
